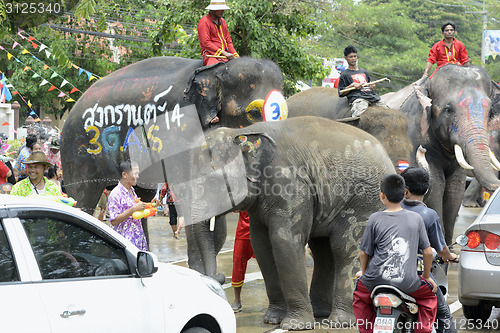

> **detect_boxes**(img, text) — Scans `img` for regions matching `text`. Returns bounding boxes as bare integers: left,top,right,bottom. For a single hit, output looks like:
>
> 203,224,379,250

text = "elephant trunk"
460,134,500,192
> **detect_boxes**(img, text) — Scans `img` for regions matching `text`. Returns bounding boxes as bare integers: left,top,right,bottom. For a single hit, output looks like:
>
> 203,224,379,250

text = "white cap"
206,0,230,10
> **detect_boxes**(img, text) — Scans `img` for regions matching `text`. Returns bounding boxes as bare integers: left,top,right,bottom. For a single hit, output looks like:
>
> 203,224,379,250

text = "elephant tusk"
489,149,500,171
416,145,430,174
209,216,216,232
491,163,500,172
454,144,474,170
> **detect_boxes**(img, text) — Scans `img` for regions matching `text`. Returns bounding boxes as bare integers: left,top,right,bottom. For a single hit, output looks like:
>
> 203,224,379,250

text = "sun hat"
23,151,53,167
48,138,60,150
206,0,230,10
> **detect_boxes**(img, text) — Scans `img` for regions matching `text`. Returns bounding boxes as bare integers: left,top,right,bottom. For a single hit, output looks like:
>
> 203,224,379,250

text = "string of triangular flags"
9,36,82,96
0,45,76,103
17,29,101,81
0,69,39,114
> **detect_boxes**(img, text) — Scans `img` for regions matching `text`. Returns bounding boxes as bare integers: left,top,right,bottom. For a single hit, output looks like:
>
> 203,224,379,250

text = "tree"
151,0,329,96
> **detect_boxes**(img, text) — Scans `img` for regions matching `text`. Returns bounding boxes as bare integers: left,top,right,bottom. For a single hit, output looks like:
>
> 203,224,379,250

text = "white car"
0,194,236,333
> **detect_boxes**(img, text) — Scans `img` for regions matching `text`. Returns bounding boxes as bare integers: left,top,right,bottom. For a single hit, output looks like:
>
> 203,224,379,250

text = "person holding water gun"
107,160,148,251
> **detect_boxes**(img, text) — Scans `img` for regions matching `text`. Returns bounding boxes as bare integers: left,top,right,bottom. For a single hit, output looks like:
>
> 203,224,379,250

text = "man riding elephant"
198,0,239,67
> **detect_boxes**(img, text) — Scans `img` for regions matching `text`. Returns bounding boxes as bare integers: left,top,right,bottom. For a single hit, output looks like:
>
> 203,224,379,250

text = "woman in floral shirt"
107,160,147,251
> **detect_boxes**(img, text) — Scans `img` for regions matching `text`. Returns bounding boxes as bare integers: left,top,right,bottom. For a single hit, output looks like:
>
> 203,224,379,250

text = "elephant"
175,116,395,329
286,86,412,171
383,65,500,243
60,56,284,213
462,91,500,207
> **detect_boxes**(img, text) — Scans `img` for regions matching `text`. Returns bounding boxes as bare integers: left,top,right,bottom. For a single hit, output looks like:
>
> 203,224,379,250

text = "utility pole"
466,1,487,63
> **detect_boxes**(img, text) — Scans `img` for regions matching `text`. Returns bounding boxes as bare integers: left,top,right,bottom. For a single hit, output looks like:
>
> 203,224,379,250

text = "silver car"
459,187,500,321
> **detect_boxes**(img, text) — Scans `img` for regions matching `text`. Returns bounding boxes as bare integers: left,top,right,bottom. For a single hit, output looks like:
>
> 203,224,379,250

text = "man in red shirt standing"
198,0,239,66
423,22,470,78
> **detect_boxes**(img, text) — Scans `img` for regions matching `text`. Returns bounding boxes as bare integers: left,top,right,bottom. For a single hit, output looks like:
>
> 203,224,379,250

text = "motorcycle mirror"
455,234,469,247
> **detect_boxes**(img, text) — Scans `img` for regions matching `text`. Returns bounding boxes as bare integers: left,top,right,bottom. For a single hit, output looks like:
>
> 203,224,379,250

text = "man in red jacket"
198,0,239,66
423,22,470,78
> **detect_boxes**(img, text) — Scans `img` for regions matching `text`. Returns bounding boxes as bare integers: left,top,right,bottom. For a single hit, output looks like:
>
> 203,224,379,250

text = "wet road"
137,206,500,332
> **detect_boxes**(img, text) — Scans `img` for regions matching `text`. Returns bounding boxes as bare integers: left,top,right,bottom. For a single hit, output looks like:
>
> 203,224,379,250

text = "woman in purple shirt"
107,160,148,251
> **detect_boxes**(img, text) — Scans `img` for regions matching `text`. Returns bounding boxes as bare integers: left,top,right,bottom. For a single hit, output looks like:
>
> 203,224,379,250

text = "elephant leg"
264,215,315,330
462,178,483,207
308,237,333,318
185,217,226,284
249,217,287,325
328,213,365,324
442,170,466,244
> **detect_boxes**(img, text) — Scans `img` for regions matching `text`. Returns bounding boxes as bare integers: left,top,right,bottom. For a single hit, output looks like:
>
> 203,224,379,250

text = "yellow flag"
7,53,13,60
27,100,32,107
21,49,30,54
66,98,75,102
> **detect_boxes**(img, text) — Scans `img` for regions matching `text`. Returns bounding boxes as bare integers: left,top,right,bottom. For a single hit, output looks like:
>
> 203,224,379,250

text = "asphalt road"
135,206,499,332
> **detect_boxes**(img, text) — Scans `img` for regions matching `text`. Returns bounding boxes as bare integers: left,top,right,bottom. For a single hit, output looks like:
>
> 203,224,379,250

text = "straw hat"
23,151,53,167
206,0,230,10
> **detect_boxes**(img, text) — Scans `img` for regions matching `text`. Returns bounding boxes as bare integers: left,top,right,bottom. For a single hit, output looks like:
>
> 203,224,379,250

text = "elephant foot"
328,307,356,325
209,273,226,285
311,302,331,318
280,312,315,331
263,305,287,325
462,201,480,208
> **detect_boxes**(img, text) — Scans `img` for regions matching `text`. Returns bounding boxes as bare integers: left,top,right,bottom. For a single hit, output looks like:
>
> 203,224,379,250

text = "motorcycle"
371,236,466,333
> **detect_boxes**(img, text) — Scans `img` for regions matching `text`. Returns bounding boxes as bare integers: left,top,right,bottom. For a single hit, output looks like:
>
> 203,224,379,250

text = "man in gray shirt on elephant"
338,45,388,116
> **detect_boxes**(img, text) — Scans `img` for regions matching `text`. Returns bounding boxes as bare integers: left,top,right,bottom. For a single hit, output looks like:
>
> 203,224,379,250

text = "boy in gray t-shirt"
353,174,437,333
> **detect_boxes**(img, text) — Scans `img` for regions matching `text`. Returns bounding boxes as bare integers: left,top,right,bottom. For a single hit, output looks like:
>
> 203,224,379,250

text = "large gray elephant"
384,65,500,243
176,116,395,330
60,56,284,213
286,87,412,171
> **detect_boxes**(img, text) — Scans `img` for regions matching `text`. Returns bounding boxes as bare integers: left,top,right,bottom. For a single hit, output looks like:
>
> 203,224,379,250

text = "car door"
0,217,51,333
14,209,164,333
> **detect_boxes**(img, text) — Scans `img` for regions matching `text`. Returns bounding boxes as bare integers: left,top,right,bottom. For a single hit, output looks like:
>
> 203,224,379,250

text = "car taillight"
467,231,481,249
466,230,500,250
485,233,500,250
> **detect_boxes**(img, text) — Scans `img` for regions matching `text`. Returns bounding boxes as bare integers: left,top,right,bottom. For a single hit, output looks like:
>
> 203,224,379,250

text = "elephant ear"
489,81,500,131
413,81,431,144
234,132,277,182
184,65,222,128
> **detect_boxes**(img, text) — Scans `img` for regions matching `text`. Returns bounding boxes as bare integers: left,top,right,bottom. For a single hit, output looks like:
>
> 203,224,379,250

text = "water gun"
33,195,77,207
132,199,157,219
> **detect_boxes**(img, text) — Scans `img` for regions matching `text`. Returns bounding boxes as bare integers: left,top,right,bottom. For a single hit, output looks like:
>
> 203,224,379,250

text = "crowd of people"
0,131,62,198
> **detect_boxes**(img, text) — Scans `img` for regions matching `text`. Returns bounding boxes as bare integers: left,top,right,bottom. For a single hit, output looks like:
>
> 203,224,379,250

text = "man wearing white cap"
198,0,239,66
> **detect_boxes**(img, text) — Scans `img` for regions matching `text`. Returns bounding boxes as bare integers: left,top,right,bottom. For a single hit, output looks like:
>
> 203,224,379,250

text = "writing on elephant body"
82,86,187,155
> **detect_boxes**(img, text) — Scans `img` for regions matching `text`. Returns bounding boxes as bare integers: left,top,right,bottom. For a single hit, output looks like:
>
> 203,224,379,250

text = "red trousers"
231,238,254,287
353,278,437,333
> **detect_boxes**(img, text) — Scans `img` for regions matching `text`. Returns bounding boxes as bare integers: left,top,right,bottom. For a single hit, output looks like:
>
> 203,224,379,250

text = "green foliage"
317,0,500,93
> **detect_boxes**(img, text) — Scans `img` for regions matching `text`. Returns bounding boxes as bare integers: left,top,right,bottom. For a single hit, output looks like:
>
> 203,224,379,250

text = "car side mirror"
136,252,158,277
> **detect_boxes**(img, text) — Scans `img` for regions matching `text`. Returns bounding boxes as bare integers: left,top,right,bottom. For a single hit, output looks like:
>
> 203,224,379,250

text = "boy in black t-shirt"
353,174,437,333
338,45,388,116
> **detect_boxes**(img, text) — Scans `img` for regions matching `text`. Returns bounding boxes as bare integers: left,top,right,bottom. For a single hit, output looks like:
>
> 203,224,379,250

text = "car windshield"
485,193,500,215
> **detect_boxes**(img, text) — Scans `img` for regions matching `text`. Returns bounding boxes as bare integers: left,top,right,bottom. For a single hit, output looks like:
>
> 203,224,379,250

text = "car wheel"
462,302,492,321
183,328,211,333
